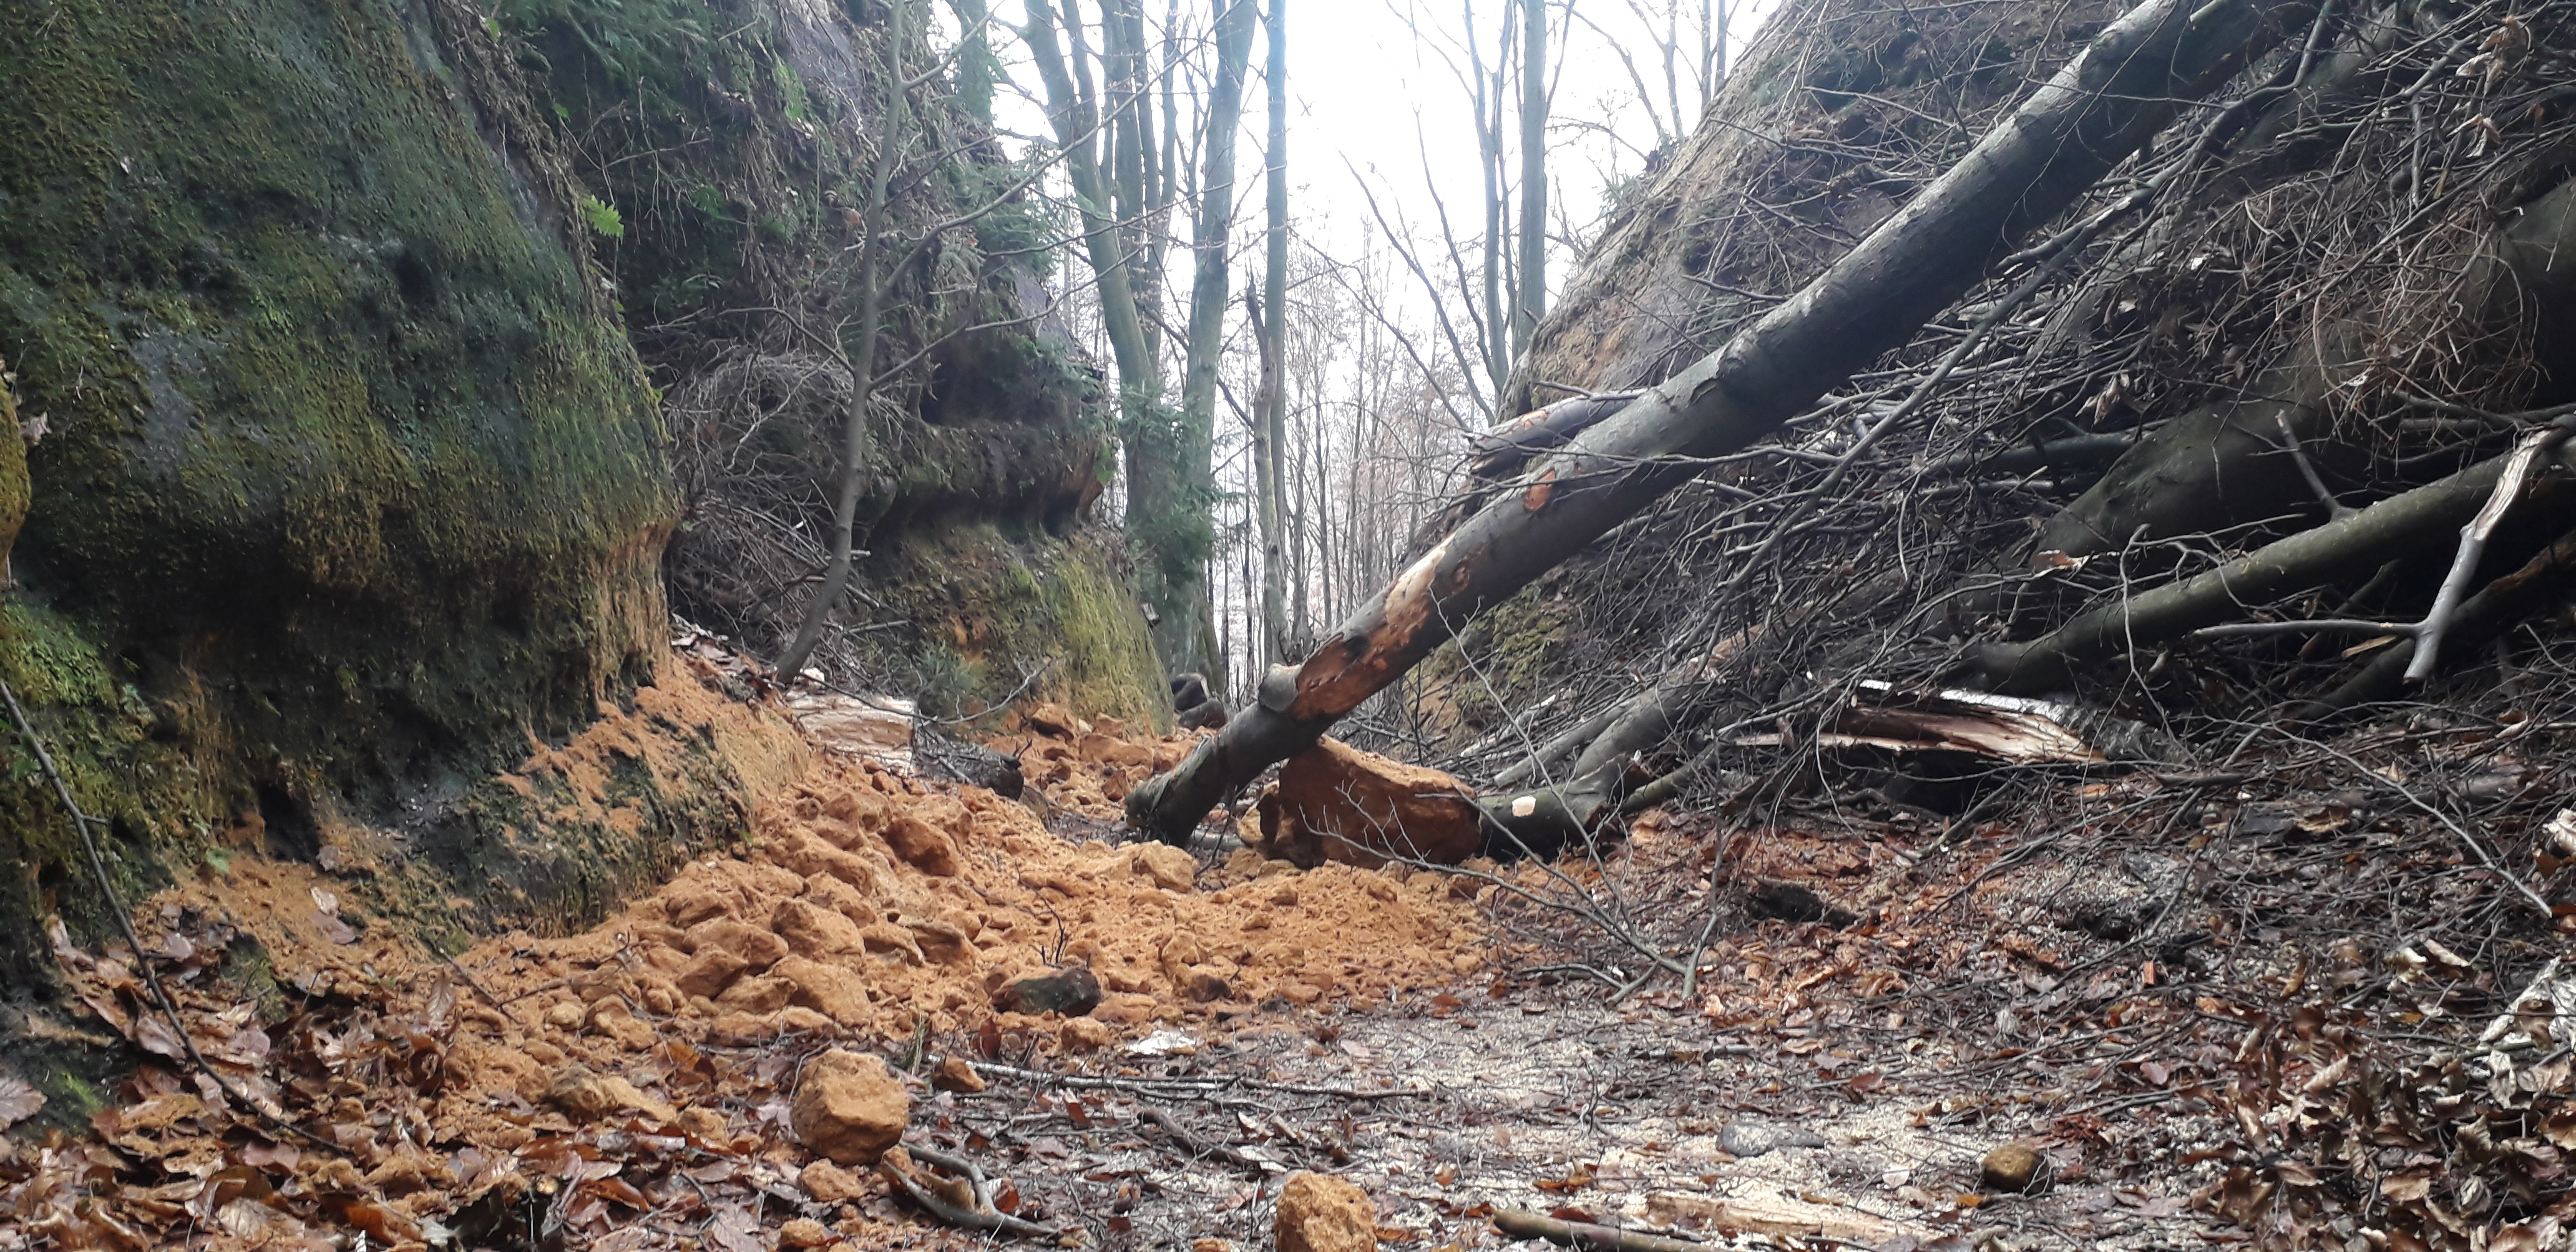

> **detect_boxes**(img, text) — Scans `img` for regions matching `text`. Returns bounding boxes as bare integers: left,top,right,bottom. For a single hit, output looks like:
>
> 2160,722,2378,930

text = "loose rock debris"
2,660,1488,1251
12,654,2576,1251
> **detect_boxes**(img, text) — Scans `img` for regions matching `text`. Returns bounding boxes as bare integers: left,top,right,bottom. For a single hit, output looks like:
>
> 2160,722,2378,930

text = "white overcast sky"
974,0,1787,302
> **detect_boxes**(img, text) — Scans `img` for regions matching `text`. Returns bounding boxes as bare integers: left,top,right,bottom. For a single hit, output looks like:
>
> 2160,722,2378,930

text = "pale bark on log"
1125,0,2300,843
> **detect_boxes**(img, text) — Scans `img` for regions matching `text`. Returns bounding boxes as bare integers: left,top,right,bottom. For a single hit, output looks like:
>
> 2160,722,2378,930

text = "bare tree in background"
1023,0,1256,687
1513,0,1548,355
1252,0,1294,664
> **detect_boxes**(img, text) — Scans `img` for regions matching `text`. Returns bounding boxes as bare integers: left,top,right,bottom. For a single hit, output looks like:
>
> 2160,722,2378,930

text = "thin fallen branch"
2289,525,2576,720
882,1142,1060,1238
1138,1106,1264,1173
965,1059,1432,1100
2409,420,2574,678
2,678,341,1154
2303,738,2554,918
1971,433,2576,693
1492,1208,1711,1252
2184,419,2571,668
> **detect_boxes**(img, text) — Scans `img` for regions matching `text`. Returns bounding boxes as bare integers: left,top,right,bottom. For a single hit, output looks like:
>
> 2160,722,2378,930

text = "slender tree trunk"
947,0,997,125
775,0,915,682
1465,0,1511,393
1162,0,1257,685
1256,0,1292,662
1705,0,1725,104
1127,0,2300,841
1513,0,1548,356
1025,0,1161,400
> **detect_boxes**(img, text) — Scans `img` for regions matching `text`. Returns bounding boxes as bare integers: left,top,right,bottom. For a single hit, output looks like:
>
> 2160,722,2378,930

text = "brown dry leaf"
703,1205,764,1252
0,1075,43,1129
315,910,358,946
134,1013,186,1061
2492,1224,2550,1252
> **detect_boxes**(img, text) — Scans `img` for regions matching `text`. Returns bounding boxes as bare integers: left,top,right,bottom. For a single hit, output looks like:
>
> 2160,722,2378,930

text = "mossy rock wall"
492,0,1163,723
0,0,691,993
844,524,1169,730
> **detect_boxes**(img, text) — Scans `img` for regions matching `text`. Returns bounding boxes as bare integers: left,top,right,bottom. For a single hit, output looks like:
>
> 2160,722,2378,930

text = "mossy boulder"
0,0,690,1009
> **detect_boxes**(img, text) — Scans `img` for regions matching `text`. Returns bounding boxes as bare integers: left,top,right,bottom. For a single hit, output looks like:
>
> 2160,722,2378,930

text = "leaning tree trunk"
1126,0,2304,843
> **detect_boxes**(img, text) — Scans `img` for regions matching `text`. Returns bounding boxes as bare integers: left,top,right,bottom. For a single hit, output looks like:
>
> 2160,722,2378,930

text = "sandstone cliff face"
0,0,1158,1106
504,0,1166,727
0,0,682,992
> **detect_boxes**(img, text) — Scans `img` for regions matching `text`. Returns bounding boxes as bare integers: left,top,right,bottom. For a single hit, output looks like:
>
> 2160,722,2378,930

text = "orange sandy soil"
3,652,1488,1251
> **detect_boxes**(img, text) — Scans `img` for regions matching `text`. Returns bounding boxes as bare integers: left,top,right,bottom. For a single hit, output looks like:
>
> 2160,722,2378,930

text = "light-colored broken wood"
786,691,915,772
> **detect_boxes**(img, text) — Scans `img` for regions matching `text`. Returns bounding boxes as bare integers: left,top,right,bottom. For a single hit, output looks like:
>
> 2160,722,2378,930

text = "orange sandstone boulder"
1276,1171,1378,1252
1256,738,1483,869
789,1049,909,1166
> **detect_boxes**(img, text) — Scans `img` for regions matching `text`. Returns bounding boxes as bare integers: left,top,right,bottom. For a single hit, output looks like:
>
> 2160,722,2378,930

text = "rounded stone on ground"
1980,1140,2044,1192
931,1055,987,1093
789,1049,910,1166
1275,1171,1378,1252
800,1159,871,1203
1131,843,1200,891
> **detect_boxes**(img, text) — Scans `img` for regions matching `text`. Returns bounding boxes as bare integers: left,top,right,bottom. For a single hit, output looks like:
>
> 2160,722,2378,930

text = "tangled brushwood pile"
0,657,1486,1251
1406,0,2576,839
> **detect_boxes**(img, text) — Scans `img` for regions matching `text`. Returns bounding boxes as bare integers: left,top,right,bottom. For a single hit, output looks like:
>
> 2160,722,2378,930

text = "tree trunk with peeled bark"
1126,0,2302,843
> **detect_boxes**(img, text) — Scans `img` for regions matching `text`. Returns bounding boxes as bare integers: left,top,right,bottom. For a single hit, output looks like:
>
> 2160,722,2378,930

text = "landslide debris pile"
0,669,1485,1251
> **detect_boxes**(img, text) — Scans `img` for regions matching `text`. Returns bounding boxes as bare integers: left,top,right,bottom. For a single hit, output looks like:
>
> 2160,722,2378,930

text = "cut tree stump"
1254,738,1484,869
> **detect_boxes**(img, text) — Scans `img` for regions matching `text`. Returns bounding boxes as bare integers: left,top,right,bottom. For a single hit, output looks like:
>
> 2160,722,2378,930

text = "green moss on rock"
0,0,687,999
0,366,23,566
842,524,1167,730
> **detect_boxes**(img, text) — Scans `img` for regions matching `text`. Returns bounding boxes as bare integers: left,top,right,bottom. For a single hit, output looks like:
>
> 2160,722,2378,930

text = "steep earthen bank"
0,0,680,1022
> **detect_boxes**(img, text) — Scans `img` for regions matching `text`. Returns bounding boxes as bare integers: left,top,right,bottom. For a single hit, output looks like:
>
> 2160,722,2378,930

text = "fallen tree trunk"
1127,0,2300,842
1966,436,2576,693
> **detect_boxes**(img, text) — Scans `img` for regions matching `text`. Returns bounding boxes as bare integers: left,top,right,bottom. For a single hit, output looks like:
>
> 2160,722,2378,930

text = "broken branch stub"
1126,0,2302,843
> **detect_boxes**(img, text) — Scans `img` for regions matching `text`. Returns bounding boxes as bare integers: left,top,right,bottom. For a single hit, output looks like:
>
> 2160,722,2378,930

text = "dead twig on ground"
882,1142,1060,1237
1492,1208,1710,1251
1138,1105,1265,1173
